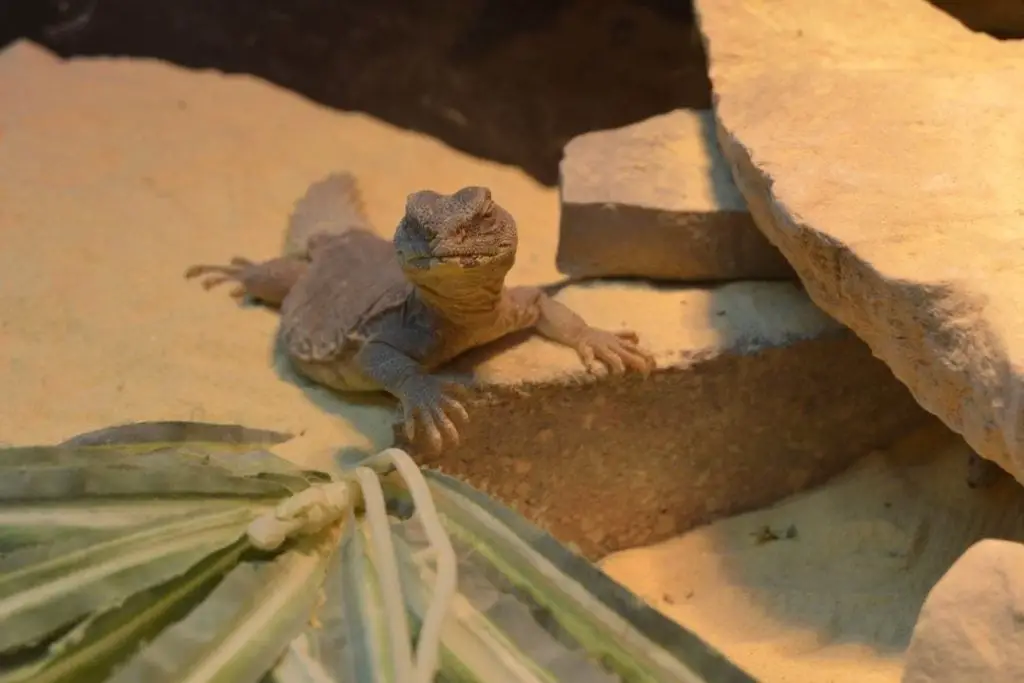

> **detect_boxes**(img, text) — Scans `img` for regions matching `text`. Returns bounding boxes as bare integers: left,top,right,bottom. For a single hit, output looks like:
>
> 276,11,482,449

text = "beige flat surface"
560,110,746,213
467,279,839,385
1,40,1014,683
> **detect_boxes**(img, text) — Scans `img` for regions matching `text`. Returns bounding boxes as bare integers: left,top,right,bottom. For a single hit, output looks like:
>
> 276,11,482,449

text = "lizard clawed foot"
575,328,656,377
398,375,472,454
184,256,304,307
184,258,256,299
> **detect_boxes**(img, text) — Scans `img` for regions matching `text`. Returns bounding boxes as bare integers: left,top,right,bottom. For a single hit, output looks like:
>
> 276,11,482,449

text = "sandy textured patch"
0,40,561,469
602,423,1024,682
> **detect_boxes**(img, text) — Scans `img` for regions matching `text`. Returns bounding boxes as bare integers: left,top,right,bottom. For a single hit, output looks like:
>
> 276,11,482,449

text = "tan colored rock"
693,0,1024,484
399,280,930,559
556,110,792,282
903,538,1024,683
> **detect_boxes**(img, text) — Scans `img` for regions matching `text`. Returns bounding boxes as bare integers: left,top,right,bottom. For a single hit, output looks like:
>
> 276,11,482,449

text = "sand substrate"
3,42,1023,682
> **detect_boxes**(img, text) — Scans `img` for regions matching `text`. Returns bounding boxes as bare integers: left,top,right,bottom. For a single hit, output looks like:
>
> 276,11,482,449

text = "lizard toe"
201,275,235,291
439,377,475,401
439,395,470,426
430,403,462,449
620,347,656,375
576,329,656,377
615,329,641,344
591,342,627,375
401,404,418,443
401,403,444,454
422,417,445,455
185,264,238,280
403,416,417,444
576,344,604,376
398,375,473,453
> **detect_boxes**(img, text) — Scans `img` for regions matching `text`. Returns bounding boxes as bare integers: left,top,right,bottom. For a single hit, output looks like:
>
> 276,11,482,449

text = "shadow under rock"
8,0,711,187
694,423,1024,654
3,0,1020,190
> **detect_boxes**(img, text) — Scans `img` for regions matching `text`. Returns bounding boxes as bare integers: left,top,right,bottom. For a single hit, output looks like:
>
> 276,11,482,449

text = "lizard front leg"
185,256,308,308
508,286,656,376
356,340,470,454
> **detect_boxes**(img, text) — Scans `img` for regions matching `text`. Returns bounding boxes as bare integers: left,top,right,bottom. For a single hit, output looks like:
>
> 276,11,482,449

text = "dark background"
0,0,1020,187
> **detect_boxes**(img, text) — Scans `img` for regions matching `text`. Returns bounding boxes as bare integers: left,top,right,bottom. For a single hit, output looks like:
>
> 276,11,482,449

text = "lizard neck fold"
406,261,508,326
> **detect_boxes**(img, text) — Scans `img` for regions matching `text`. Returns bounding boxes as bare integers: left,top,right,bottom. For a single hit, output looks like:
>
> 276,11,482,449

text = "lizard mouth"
400,230,515,270
433,246,507,262
404,250,510,273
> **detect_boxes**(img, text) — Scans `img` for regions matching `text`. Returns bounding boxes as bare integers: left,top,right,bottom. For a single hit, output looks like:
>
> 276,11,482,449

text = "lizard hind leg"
184,256,308,307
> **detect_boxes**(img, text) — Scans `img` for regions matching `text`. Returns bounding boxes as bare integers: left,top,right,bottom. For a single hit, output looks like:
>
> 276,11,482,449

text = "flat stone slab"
399,280,931,559
556,110,793,282
904,539,1024,682
693,0,1024,483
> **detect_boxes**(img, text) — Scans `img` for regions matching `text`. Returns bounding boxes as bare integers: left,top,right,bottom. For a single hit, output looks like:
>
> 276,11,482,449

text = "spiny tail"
282,172,374,257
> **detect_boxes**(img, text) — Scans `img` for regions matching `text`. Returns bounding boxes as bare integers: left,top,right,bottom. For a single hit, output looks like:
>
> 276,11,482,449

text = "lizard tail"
282,172,374,257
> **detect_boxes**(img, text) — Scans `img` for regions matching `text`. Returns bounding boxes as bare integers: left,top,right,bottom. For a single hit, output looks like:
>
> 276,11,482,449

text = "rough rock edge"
714,104,1022,484
692,0,1024,484
903,538,1024,682
396,303,930,558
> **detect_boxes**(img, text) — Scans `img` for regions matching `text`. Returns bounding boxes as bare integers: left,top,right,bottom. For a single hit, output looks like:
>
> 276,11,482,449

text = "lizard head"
393,186,517,312
394,186,517,271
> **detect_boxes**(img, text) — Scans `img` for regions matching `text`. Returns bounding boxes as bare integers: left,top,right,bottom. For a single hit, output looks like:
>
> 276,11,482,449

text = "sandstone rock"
399,280,931,559
556,110,793,282
903,538,1024,683
693,0,1024,483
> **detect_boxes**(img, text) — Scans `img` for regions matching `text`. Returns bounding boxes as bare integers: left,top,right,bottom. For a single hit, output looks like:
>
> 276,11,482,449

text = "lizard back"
278,175,411,366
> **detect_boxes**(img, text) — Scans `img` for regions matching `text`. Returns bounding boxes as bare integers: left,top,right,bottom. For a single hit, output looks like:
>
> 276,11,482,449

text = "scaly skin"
186,175,655,453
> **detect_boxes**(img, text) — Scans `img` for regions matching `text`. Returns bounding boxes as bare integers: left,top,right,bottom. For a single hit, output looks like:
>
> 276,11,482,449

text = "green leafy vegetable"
0,423,755,683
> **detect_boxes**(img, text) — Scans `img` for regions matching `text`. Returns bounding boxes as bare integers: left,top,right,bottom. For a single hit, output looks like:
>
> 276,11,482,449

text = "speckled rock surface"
556,110,792,282
400,280,931,559
903,539,1024,683
693,0,1024,484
